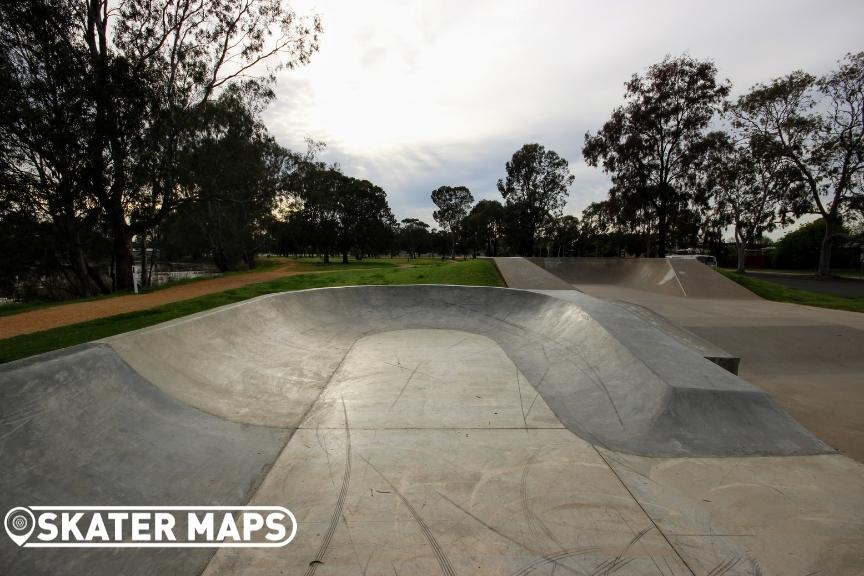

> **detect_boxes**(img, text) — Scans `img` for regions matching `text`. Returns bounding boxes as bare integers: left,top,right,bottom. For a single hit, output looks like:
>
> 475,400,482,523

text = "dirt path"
0,259,339,339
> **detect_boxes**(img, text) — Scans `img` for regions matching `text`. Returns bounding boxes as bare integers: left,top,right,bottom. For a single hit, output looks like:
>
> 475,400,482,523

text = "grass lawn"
718,269,864,313
741,267,864,279
0,258,503,364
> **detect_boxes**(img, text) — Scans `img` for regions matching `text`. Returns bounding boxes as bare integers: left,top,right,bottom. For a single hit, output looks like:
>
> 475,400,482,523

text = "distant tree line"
426,52,862,275
583,52,864,274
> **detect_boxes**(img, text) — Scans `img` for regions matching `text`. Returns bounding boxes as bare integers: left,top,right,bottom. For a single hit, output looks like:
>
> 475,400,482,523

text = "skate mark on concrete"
304,398,353,576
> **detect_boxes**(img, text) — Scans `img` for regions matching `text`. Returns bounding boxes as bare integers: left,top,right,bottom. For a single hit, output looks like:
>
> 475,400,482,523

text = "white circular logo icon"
4,507,35,547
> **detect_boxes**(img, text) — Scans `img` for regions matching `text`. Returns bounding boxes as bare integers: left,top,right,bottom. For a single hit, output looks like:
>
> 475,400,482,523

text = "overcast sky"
264,0,864,228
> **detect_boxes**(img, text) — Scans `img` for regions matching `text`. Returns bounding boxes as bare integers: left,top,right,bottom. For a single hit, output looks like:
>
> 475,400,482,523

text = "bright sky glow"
264,0,864,227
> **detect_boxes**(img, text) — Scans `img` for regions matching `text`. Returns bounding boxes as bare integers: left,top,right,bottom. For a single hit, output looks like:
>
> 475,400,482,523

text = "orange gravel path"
1,259,325,339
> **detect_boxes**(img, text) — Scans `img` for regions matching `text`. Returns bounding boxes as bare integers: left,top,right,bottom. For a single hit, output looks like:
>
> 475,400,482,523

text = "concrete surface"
611,300,740,374
2,285,862,575
491,257,575,290
527,257,758,300
107,286,827,456
504,257,864,463
527,257,686,297
0,344,292,576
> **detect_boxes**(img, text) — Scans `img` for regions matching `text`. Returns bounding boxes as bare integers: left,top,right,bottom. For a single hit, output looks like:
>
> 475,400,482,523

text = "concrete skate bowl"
0,286,832,573
530,257,759,299
2,285,825,462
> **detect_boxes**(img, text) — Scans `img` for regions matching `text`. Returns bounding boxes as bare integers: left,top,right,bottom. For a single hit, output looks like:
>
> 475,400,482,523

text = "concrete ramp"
667,257,759,299
20,285,824,457
530,257,685,296
0,344,292,575
529,257,758,299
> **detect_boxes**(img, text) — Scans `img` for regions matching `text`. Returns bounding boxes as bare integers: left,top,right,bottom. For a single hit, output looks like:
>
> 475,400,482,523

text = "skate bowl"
1,286,825,463
0,285,841,574
529,257,759,299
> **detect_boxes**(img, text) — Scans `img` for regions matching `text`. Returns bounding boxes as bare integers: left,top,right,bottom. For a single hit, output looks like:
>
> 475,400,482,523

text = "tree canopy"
431,185,474,259
497,143,574,256
583,55,730,257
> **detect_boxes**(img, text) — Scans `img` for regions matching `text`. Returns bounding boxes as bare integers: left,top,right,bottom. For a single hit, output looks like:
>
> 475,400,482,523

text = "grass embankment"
719,269,864,313
744,267,864,279
0,258,503,363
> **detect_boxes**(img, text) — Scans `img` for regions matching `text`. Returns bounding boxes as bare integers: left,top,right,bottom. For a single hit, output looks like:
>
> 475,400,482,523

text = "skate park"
3,269,864,575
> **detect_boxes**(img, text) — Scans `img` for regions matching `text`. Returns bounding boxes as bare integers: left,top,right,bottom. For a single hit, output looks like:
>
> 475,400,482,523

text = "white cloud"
264,0,864,226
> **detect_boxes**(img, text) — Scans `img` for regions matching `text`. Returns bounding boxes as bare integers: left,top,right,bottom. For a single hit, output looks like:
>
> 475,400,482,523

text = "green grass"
719,269,864,313
735,267,864,279
0,258,503,364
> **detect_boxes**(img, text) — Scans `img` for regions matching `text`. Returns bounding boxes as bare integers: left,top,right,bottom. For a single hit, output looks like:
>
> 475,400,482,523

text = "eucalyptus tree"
1,0,321,290
497,143,574,256
0,1,108,296
583,55,730,256
431,185,474,259
697,131,803,272
730,52,864,275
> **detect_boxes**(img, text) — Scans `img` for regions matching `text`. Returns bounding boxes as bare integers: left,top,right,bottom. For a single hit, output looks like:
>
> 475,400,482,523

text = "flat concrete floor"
202,330,864,575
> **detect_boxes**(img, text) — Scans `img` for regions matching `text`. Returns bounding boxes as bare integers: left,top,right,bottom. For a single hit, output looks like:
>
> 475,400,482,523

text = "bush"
772,220,854,270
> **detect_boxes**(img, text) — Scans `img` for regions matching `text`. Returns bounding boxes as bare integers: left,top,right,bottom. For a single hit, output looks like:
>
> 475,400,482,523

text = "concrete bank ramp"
530,257,685,296
104,285,823,457
0,344,292,575
667,257,760,299
529,257,758,299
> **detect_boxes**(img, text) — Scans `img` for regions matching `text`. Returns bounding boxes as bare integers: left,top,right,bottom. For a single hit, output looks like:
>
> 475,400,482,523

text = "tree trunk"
735,243,746,273
817,215,835,276
140,231,148,288
213,247,229,272
657,203,668,258
113,227,135,290
342,251,349,264
734,225,746,273
70,241,96,297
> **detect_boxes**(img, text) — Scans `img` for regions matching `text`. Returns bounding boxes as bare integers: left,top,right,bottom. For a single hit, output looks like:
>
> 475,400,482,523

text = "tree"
0,0,320,291
0,1,109,297
730,52,864,275
773,220,851,270
697,131,802,272
431,185,474,259
170,92,290,272
584,55,731,257
398,218,431,259
545,215,581,257
296,167,343,263
335,178,393,263
465,200,505,256
497,143,574,256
